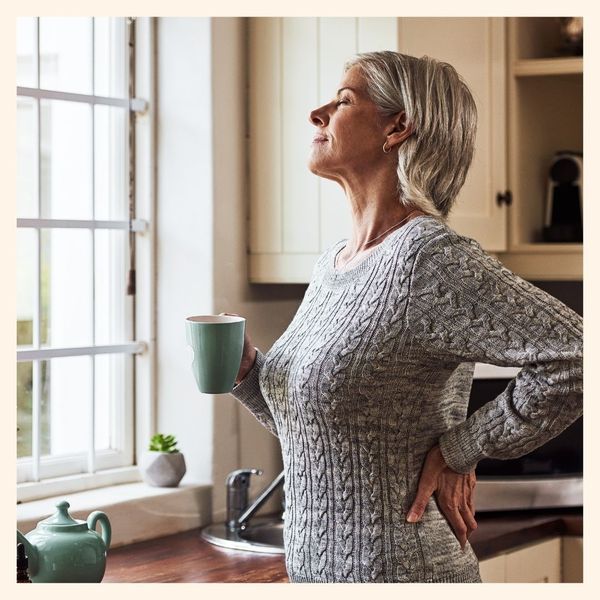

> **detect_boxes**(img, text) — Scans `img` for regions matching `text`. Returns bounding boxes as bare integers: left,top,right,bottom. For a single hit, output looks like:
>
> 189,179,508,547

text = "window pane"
39,17,92,94
94,17,127,98
17,229,36,347
95,230,132,345
42,356,91,457
17,96,37,218
17,361,51,458
17,362,32,458
41,229,93,347
95,353,130,451
40,99,93,219
94,105,128,220
17,17,36,88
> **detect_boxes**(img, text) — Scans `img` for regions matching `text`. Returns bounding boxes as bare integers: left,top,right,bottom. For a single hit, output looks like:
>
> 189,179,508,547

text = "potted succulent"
140,433,187,487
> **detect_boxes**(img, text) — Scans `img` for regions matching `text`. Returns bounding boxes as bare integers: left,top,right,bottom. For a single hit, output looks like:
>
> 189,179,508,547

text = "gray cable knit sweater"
230,214,583,583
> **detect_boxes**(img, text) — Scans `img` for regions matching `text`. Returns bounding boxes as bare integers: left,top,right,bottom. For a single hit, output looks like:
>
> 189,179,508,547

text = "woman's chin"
307,163,320,177
307,156,334,179
307,158,322,176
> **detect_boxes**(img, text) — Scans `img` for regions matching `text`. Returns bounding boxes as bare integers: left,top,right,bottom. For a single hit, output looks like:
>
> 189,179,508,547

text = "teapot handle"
87,511,112,550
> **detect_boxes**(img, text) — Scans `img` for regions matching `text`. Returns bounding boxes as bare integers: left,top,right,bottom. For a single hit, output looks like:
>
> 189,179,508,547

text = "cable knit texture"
230,215,583,583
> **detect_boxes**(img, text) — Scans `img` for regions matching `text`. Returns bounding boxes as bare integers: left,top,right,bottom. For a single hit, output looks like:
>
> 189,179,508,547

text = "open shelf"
513,57,582,77
508,243,582,254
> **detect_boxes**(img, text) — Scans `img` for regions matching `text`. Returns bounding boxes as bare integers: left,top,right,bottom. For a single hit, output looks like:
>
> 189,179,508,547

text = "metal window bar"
18,17,145,483
17,218,148,231
17,342,147,362
127,16,137,298
16,87,147,113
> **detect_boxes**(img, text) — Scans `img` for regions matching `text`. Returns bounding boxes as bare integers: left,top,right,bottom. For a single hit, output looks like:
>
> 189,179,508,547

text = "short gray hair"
344,51,478,221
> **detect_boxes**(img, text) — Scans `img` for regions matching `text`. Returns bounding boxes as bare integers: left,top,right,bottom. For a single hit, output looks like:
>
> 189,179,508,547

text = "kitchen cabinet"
479,535,583,583
247,17,582,283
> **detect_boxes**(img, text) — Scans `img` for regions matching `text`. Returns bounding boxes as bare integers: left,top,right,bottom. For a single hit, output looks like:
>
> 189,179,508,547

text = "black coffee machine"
542,150,583,243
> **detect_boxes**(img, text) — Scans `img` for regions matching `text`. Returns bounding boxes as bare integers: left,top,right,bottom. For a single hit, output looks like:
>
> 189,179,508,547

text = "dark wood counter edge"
103,509,582,582
470,512,582,560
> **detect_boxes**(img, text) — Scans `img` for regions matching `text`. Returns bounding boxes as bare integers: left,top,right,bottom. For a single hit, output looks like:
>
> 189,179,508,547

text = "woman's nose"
309,107,327,127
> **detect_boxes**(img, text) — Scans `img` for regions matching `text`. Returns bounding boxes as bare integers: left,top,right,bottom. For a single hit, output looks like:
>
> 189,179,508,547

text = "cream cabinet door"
505,536,562,583
248,17,397,283
479,554,506,583
398,18,508,251
480,536,564,583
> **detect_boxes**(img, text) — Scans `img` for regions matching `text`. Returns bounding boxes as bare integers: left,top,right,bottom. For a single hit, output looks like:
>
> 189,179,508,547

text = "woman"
225,51,583,583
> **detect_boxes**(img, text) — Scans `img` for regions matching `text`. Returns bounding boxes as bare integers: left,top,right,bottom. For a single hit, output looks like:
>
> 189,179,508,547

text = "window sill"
18,466,143,503
17,480,213,548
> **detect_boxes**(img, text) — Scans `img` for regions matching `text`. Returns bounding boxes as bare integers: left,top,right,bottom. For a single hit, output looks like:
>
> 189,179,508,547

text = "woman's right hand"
219,312,257,384
407,445,477,550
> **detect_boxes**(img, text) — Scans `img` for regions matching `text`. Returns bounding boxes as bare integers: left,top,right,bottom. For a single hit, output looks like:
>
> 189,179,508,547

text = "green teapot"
16,500,111,583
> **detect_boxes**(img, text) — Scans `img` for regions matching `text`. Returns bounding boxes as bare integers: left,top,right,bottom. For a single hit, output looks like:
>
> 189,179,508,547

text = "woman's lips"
312,137,328,143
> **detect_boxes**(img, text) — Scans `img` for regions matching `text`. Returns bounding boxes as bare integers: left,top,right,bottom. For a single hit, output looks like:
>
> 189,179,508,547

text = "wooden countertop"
103,507,582,583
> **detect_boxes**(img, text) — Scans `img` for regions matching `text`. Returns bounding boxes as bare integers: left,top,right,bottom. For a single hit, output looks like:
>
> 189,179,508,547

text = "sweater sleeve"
229,348,279,438
405,230,583,474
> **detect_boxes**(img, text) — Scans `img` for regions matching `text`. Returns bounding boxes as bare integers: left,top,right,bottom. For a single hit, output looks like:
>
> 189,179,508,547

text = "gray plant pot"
141,451,186,487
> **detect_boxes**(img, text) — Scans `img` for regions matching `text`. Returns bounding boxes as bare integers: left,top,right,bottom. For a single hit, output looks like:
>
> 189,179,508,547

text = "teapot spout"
16,530,38,576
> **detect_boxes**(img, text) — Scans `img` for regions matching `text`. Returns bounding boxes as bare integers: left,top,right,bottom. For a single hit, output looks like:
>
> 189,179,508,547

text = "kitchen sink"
200,514,285,554
239,518,284,547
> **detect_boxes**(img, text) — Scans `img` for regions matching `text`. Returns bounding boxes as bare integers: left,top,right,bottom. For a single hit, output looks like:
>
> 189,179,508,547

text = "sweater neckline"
322,214,437,286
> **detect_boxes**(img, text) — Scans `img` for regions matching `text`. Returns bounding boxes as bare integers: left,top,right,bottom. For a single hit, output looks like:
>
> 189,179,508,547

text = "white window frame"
17,17,156,503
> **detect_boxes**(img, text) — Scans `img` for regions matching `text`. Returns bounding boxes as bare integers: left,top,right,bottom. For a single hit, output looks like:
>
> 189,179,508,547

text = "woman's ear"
386,111,414,148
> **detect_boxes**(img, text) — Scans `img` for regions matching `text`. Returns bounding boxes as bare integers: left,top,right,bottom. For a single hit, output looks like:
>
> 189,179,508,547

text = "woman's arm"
230,347,279,439
405,230,583,474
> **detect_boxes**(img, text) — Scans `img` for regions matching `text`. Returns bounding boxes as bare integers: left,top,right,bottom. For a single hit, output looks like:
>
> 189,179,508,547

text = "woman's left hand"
406,444,478,550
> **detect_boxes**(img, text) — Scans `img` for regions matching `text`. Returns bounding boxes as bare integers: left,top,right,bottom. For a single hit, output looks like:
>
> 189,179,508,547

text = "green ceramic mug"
185,315,246,394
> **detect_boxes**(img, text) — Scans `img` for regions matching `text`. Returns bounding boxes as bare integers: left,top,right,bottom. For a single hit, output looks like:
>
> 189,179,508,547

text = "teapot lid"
38,501,87,531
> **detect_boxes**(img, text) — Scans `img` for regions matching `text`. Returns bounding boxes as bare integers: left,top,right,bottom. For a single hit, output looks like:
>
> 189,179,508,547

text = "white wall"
210,18,310,521
156,18,214,485
156,17,307,521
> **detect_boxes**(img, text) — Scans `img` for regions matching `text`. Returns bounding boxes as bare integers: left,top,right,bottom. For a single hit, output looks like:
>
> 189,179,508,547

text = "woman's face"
308,65,391,182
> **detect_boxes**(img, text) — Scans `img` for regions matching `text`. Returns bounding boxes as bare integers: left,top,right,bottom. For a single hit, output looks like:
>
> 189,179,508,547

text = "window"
17,17,150,497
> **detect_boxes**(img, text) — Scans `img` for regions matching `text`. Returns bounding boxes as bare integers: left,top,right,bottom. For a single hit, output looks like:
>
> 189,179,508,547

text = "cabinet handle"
496,190,512,206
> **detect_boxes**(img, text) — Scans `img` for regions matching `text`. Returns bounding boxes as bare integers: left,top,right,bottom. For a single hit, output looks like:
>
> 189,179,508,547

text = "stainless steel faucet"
226,468,284,533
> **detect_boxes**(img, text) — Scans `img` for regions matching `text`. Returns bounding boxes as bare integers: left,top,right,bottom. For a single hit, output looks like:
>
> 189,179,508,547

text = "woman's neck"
338,168,424,252
344,205,426,253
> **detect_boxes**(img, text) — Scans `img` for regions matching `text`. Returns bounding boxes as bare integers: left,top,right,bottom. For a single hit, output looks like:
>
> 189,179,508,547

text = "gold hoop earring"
382,141,392,154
